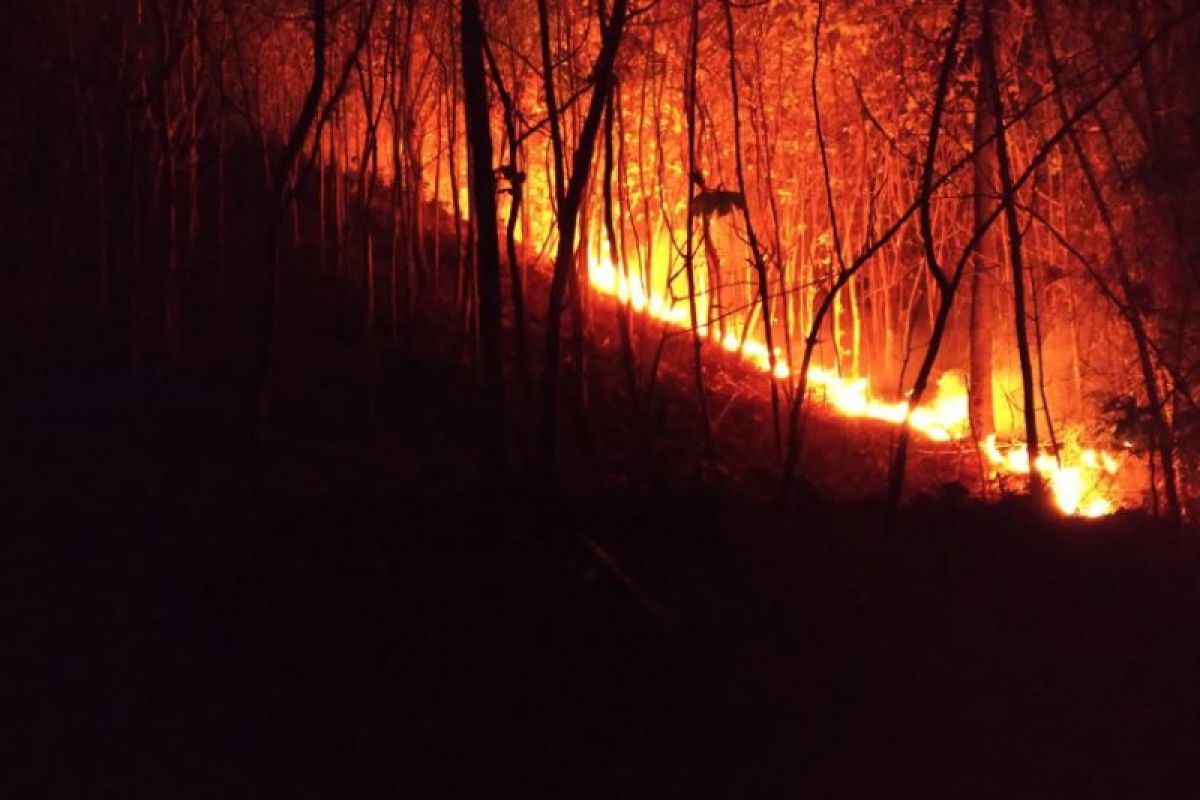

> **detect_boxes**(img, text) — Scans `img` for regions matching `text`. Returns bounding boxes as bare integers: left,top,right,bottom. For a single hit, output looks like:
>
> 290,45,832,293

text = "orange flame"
588,251,1124,517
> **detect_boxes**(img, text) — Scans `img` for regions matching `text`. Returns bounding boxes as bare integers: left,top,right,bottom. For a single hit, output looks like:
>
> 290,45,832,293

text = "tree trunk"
885,0,967,513
969,41,998,444
604,90,639,414
461,0,507,478
482,38,530,407
258,0,327,437
724,0,782,458
981,0,1046,504
682,0,714,461
537,0,631,477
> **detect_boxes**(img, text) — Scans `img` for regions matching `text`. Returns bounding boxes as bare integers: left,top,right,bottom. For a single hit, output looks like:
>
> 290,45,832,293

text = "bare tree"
257,0,327,436
536,0,631,478
461,0,507,477
980,0,1045,504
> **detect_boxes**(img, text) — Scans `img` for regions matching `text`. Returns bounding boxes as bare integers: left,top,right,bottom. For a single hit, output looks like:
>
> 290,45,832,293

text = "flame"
981,435,1117,518
588,249,1125,517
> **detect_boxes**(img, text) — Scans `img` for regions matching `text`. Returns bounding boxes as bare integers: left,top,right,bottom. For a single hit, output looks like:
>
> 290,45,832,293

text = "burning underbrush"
584,252,1133,517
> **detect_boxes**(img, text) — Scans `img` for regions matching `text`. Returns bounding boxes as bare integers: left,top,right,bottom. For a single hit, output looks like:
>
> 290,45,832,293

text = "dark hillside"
7,223,1200,795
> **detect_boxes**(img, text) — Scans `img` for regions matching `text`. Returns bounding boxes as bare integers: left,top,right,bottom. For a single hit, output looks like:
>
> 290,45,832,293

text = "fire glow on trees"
588,246,1124,517
463,0,1166,518
26,0,1200,522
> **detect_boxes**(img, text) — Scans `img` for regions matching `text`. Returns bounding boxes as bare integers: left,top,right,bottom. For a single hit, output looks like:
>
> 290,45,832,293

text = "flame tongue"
588,251,1123,517
982,435,1117,517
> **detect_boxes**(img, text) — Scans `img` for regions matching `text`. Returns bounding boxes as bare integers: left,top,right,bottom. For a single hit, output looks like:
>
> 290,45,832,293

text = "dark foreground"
7,282,1200,799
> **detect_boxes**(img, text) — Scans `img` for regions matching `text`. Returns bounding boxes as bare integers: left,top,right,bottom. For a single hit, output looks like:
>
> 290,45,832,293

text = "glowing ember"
588,251,1124,517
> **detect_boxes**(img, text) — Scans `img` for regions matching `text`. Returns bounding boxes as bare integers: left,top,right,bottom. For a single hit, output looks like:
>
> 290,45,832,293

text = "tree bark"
981,0,1046,504
683,0,714,461
603,89,640,414
461,0,507,478
537,0,630,478
885,0,967,513
969,25,999,445
481,38,530,408
258,0,326,437
724,0,782,459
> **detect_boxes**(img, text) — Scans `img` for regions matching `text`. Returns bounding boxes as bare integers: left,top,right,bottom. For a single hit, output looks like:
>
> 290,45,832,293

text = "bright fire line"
588,256,1123,518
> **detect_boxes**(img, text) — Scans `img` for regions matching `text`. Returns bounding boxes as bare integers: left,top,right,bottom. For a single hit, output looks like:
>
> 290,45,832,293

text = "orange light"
586,248,1123,517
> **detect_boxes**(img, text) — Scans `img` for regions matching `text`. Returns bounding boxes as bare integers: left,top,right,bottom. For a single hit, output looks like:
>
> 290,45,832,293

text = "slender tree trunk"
683,0,714,461
387,0,403,339
604,90,639,413
482,39,530,407
701,214,723,338
400,0,421,313
164,123,181,366
981,0,1045,504
446,14,466,324
258,0,326,436
96,132,111,322
724,0,782,458
537,0,631,477
187,5,200,264
969,43,999,445
885,0,967,513
461,0,507,477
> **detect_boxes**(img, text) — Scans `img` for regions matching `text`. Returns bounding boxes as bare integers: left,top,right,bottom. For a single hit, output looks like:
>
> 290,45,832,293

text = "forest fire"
12,0,1198,523
590,252,1124,517
14,2,1200,795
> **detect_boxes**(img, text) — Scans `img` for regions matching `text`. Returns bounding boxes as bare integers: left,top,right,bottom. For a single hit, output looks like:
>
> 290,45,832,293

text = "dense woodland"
7,0,1200,520
3,0,1200,515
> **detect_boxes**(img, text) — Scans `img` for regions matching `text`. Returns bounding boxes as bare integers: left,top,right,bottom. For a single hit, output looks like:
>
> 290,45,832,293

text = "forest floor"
8,208,1200,797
